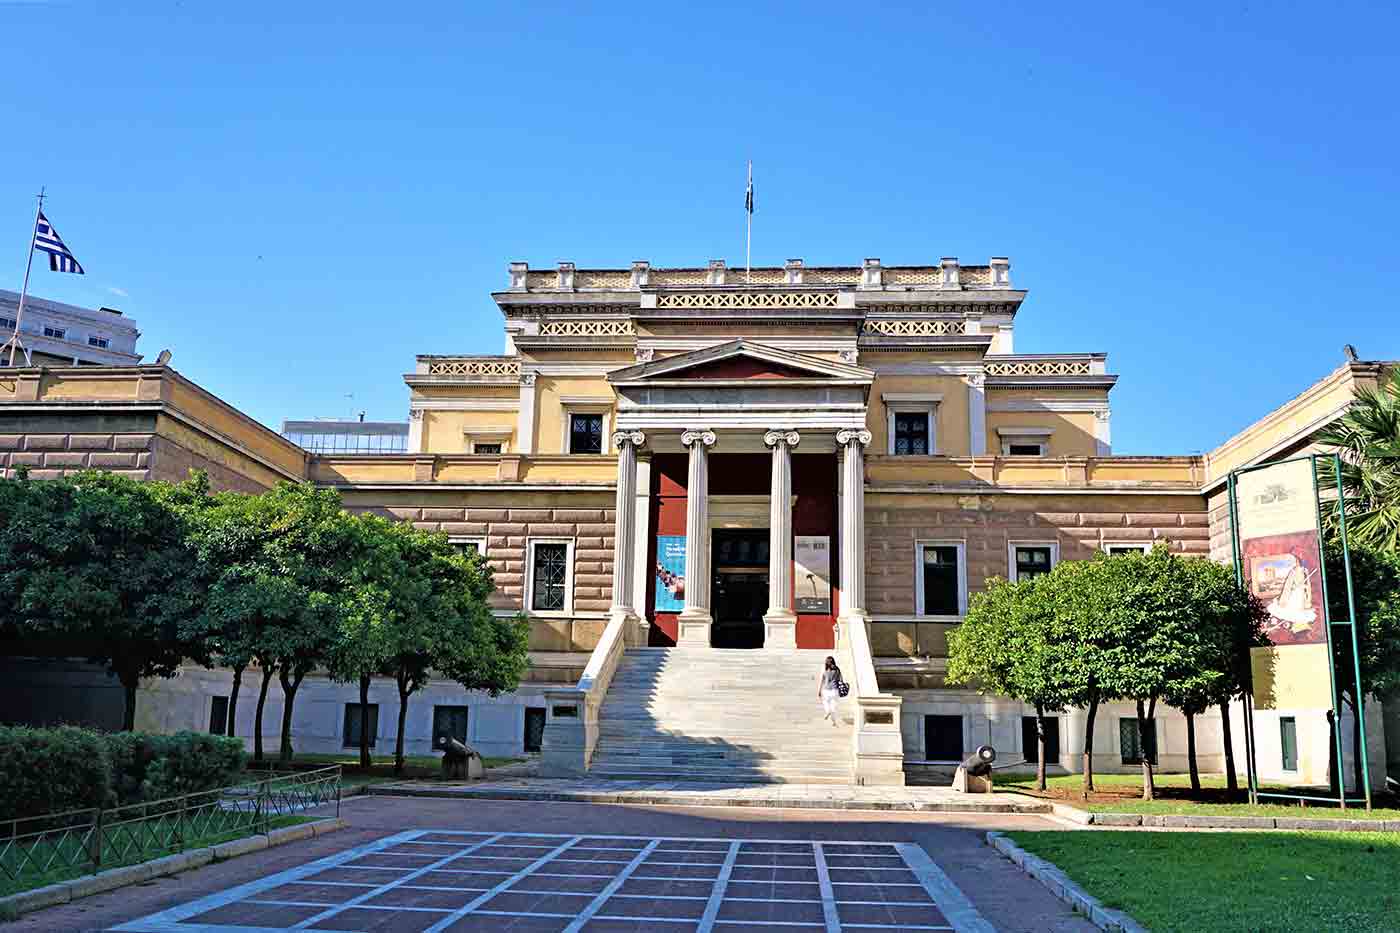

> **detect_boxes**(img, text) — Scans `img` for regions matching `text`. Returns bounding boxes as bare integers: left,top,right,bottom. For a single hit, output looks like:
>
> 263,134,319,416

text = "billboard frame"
1228,453,1373,810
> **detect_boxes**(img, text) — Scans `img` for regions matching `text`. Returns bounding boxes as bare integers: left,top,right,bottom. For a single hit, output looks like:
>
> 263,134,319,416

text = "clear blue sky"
3,2,1396,454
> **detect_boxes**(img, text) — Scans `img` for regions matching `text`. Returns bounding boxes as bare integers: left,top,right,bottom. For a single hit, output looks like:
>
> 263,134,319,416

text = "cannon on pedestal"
439,735,484,780
952,745,996,794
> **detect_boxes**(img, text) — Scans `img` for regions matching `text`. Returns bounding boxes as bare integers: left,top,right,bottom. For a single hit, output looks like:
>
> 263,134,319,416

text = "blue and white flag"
33,211,84,274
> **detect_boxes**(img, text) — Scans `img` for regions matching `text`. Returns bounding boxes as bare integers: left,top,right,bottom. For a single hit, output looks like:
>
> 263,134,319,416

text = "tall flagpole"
745,160,752,284
5,188,44,368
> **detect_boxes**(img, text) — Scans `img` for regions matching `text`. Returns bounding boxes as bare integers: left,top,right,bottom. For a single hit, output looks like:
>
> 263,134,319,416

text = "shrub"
0,725,111,820
138,732,247,802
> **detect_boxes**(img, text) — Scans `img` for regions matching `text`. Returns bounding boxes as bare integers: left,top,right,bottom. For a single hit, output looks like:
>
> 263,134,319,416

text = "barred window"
531,542,569,611
893,412,929,455
569,414,603,454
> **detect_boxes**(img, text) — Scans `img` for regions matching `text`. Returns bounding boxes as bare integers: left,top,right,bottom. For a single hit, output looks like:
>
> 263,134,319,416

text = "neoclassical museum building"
0,257,1391,786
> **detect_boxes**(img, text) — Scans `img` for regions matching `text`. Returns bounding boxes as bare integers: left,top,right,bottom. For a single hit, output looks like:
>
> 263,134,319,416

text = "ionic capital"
967,373,986,387
611,430,646,451
519,372,537,387
836,428,872,448
763,430,800,449
680,429,716,449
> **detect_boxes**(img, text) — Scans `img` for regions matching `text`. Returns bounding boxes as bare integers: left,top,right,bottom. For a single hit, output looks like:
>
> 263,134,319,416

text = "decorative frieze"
426,357,521,378
538,319,635,337
984,359,1093,377
655,292,840,310
860,319,967,337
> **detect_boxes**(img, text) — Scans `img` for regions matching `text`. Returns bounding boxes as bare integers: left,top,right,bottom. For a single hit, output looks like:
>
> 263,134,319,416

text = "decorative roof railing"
424,357,521,378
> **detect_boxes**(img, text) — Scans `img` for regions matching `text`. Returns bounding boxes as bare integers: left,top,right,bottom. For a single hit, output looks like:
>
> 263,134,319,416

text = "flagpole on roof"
4,188,43,369
745,161,753,284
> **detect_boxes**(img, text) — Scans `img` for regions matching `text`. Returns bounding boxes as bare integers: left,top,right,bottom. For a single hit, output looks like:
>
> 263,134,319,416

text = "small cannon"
439,735,484,780
952,745,996,794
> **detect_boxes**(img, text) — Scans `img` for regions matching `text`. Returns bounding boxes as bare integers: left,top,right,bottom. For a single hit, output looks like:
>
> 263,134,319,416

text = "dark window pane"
344,703,379,749
209,696,230,736
1021,716,1060,762
894,413,929,455
1119,719,1156,765
1008,443,1044,456
1014,546,1054,581
1280,717,1298,771
433,706,469,747
475,443,502,454
569,414,603,453
921,545,960,615
524,708,547,753
532,543,568,611
924,715,963,761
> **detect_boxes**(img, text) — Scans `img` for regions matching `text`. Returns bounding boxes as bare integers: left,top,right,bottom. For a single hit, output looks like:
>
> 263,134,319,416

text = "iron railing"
0,765,341,888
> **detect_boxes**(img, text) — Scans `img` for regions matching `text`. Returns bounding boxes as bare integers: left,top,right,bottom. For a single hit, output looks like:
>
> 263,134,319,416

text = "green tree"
947,575,1070,790
1316,369,1400,549
0,470,211,730
1324,539,1400,792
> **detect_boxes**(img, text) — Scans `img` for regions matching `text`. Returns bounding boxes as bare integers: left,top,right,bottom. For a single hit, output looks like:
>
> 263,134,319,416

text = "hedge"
0,727,248,820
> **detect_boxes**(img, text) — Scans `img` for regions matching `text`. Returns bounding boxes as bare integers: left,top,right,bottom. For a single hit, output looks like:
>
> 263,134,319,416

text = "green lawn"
0,814,314,902
994,772,1244,792
1005,831,1400,933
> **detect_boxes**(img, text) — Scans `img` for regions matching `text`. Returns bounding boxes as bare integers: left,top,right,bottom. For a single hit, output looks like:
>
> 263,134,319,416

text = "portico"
604,339,874,651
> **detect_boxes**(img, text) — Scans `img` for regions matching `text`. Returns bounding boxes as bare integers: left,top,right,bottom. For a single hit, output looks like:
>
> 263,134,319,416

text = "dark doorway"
1021,715,1060,764
712,529,769,649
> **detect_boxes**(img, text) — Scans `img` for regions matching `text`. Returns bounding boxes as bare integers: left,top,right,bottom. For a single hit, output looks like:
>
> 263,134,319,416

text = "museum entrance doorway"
711,529,769,649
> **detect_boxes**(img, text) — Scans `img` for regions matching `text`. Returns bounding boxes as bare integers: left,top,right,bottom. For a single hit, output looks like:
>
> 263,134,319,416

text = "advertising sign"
1236,459,1327,648
654,535,687,612
794,535,832,614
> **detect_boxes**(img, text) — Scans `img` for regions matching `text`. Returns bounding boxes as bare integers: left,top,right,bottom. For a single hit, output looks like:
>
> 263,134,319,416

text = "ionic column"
609,430,645,622
836,429,872,621
677,429,716,645
763,429,799,649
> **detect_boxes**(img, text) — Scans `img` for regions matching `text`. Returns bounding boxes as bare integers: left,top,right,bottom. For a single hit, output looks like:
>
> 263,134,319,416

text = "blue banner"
655,535,687,612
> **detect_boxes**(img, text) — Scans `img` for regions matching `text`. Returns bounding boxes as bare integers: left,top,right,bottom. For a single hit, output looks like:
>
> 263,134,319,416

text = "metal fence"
0,765,341,887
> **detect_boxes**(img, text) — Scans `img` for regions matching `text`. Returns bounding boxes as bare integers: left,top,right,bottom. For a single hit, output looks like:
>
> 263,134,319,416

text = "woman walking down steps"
819,655,843,724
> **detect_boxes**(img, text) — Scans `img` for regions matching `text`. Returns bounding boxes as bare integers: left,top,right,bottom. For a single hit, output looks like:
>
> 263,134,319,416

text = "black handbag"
837,680,850,698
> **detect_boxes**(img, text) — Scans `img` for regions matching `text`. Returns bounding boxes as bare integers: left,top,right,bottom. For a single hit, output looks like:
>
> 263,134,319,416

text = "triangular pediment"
608,339,872,385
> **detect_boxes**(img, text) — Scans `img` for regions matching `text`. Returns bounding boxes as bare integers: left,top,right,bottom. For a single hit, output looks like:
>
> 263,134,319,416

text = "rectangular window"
530,542,570,612
474,442,502,454
568,413,604,454
433,705,469,747
1004,441,1046,456
892,412,930,455
88,336,109,349
43,326,66,340
452,538,486,558
0,317,15,331
1104,543,1151,556
208,696,230,736
917,543,964,616
1011,544,1057,582
524,707,547,753
343,703,379,749
1119,718,1157,765
1021,716,1060,762
1280,717,1298,771
924,715,964,761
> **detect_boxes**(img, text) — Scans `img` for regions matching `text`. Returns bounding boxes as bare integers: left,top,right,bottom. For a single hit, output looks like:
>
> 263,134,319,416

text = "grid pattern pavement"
111,830,995,933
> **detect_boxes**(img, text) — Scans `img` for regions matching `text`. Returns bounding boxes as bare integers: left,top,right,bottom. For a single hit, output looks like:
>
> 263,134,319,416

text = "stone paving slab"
367,778,1052,814
113,829,998,933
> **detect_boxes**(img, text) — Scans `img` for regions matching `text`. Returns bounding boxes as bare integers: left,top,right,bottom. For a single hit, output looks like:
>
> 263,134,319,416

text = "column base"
609,608,649,648
762,609,797,649
676,609,713,647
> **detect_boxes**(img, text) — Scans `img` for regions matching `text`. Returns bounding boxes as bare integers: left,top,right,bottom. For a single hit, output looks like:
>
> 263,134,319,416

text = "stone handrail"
539,612,632,776
841,615,906,786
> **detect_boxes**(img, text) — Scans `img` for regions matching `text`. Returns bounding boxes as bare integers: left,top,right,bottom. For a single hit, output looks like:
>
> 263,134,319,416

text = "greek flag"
33,211,84,274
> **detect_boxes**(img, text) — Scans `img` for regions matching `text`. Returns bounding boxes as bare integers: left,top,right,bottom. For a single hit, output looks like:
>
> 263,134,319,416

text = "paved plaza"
15,797,1092,933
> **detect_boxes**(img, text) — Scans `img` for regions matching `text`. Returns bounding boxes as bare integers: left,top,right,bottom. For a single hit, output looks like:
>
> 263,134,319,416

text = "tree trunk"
1185,710,1201,793
1082,694,1099,799
278,666,305,764
358,674,372,769
117,668,139,732
395,672,411,776
1220,698,1238,793
253,664,275,763
1034,703,1048,792
228,665,245,738
1137,699,1155,801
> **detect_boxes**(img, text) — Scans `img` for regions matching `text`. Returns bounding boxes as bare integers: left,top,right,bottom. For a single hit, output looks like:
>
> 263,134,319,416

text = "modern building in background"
282,417,409,454
0,288,141,366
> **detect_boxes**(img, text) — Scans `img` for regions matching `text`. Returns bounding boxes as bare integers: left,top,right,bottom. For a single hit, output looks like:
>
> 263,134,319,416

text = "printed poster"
794,535,832,614
654,535,686,612
1236,460,1326,647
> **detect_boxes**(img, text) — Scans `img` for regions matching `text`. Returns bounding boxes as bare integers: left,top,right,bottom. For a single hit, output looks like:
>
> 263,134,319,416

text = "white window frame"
525,537,574,616
43,325,66,340
1008,540,1059,582
465,430,511,454
1001,438,1048,456
882,393,940,456
914,539,967,618
561,403,611,455
449,536,488,558
1102,542,1151,556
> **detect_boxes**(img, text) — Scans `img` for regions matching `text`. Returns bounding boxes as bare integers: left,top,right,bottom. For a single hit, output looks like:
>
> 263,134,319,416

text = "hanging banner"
794,535,832,614
654,535,687,612
1232,458,1336,785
